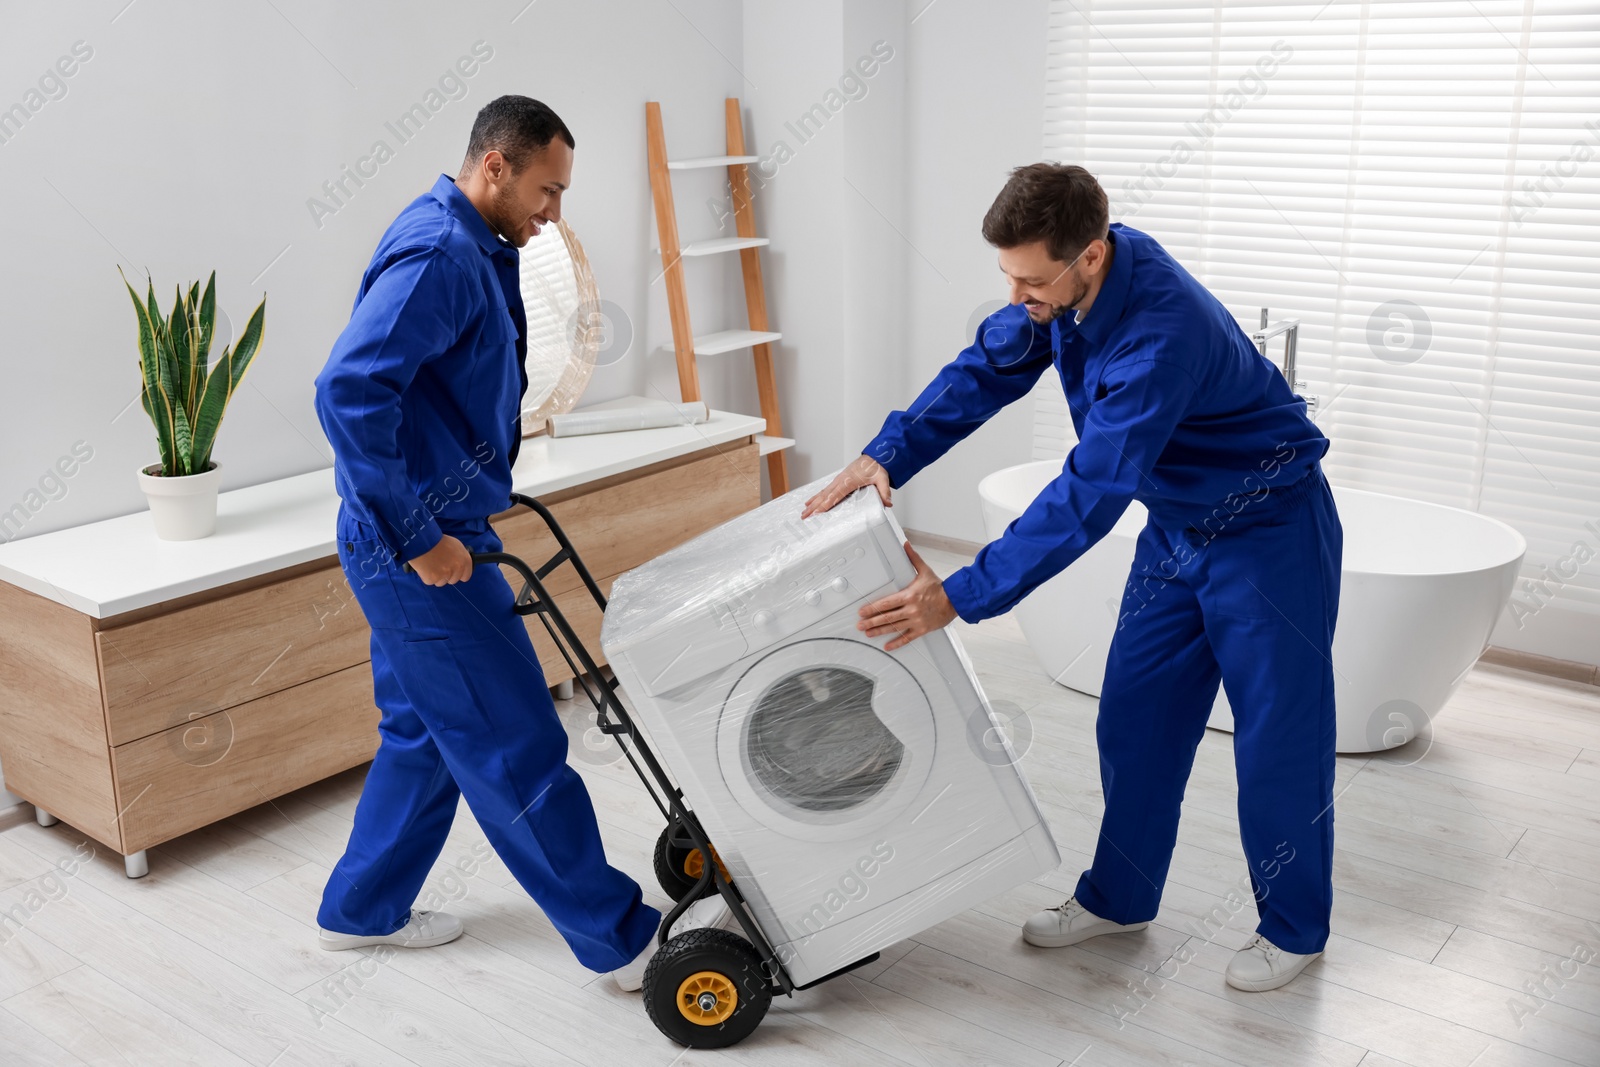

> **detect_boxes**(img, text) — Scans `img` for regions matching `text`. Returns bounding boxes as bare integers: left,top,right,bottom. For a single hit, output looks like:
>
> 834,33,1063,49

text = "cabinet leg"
35,806,58,828
124,851,149,879
552,679,574,701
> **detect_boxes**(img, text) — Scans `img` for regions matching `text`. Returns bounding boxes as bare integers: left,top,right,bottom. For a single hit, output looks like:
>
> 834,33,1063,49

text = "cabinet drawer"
111,663,380,854
494,442,759,598
97,563,371,746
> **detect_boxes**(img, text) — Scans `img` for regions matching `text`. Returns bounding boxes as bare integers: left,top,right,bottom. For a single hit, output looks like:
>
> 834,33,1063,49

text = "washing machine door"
716,638,936,843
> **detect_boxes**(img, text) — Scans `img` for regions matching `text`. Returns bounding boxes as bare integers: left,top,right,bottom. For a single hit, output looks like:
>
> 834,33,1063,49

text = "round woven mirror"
518,218,600,436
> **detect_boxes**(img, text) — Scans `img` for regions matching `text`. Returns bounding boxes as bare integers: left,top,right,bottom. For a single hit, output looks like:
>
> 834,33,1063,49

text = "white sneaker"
1225,933,1321,991
1022,896,1149,948
319,908,463,951
671,894,740,937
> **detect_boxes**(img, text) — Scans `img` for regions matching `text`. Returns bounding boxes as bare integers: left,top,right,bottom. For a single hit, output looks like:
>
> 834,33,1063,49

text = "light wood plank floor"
1,546,1596,1065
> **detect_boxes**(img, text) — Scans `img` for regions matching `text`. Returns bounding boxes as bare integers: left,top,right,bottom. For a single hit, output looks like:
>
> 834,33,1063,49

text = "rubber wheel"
652,823,728,902
642,928,772,1048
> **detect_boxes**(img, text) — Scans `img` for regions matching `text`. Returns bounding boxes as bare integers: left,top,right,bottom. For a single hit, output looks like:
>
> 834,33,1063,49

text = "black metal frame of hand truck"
452,491,880,999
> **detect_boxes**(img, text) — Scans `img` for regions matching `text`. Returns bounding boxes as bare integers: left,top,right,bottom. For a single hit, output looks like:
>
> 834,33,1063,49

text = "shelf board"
667,155,760,170
692,329,782,356
657,236,771,257
756,435,796,456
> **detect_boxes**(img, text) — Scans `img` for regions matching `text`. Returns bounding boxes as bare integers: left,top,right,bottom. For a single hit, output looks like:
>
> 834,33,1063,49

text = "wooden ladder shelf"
646,97,792,497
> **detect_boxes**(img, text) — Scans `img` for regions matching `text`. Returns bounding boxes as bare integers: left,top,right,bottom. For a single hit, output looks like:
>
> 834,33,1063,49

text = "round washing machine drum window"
719,638,937,842
745,667,903,812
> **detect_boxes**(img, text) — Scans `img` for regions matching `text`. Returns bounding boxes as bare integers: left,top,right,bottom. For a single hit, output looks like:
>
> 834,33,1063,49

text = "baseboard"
1479,646,1600,688
904,528,983,557
0,806,32,835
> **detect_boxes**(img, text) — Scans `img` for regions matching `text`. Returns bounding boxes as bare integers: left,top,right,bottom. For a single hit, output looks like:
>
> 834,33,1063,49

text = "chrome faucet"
1253,307,1317,418
1253,307,1299,383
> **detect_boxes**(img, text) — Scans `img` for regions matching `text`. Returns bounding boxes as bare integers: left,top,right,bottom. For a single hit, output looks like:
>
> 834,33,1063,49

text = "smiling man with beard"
803,163,1343,993
311,95,674,993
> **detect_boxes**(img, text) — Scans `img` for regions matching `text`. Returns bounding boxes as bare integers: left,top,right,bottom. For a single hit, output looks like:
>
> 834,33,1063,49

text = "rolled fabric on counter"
546,400,710,438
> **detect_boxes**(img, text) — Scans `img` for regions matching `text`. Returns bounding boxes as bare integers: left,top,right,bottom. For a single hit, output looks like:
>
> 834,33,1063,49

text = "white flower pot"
137,461,222,540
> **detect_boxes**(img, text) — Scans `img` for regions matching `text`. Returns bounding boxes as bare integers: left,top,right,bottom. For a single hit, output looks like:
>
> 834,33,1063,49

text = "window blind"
1039,0,1600,644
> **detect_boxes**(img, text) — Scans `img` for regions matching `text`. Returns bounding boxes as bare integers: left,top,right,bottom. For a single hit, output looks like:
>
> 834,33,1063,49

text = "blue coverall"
311,173,661,971
864,222,1343,955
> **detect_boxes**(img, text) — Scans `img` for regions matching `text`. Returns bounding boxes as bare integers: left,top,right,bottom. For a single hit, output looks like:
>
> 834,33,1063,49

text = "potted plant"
120,269,265,540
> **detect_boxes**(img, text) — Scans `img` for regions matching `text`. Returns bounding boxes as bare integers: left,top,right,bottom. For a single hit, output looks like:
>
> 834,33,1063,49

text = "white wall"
0,0,750,541
737,1,911,493
891,0,1051,545
735,0,1050,536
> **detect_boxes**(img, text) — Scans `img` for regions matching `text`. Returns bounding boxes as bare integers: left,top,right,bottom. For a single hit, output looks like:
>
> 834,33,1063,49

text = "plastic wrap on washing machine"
601,472,1061,989
602,475,888,676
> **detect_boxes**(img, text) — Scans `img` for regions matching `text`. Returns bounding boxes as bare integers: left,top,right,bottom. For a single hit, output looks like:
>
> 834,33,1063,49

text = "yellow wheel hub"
683,845,730,882
676,971,738,1025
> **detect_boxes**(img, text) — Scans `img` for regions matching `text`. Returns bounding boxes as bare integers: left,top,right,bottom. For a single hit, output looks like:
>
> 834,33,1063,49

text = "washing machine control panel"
728,531,900,657
621,502,913,697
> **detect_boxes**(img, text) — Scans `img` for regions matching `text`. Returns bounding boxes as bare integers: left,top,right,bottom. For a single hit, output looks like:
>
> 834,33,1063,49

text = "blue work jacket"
314,174,528,565
864,222,1329,624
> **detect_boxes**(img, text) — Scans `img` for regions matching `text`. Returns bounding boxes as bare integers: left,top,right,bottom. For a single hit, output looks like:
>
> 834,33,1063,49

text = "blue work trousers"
1073,463,1343,955
316,510,661,972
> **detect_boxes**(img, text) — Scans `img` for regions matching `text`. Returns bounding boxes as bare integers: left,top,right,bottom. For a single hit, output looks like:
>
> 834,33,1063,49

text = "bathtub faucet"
1253,308,1317,418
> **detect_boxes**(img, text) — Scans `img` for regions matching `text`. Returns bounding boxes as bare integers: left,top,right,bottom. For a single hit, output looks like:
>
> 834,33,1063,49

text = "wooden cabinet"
0,439,759,871
95,563,374,747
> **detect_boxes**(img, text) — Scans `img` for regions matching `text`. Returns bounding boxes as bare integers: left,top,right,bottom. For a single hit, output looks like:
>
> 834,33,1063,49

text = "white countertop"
0,410,765,620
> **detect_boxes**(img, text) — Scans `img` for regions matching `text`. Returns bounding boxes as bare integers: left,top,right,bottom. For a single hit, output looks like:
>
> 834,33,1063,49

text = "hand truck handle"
396,492,604,616
506,492,610,613
401,551,543,614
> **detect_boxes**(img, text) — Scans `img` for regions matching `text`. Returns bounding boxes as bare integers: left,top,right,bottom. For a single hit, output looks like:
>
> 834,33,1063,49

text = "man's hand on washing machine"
801,455,891,518
857,543,957,651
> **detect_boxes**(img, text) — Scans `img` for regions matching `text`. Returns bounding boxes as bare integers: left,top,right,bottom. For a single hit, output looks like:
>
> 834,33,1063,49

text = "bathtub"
977,461,1526,754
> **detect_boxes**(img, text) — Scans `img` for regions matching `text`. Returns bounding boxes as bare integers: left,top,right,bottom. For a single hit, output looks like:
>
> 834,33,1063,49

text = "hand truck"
411,492,881,1048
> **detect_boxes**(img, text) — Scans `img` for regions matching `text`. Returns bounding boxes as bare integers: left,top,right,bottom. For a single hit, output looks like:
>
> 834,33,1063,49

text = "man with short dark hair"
312,95,670,991
804,162,1342,992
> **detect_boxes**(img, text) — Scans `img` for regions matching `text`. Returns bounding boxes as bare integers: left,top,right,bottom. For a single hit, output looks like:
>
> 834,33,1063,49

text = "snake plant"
119,268,265,478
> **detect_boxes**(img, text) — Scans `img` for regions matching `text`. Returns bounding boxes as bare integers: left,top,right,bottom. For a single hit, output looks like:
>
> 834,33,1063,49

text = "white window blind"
1040,0,1600,646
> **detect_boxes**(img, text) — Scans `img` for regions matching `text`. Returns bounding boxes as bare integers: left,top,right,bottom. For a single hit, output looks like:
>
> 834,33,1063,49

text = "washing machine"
601,478,1061,987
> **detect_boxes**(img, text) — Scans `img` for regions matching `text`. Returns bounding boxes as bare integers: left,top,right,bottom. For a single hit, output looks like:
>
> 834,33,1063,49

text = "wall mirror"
518,218,600,435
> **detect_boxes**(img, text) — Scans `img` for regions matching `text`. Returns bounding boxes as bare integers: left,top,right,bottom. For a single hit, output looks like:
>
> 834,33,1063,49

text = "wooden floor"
1,545,1597,1065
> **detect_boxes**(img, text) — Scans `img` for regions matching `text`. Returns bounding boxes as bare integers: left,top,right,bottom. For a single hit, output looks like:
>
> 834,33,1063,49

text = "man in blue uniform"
803,163,1342,992
312,96,669,992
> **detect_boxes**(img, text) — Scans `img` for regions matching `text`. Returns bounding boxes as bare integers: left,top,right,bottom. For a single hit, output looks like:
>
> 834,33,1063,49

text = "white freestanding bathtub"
977,461,1526,754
